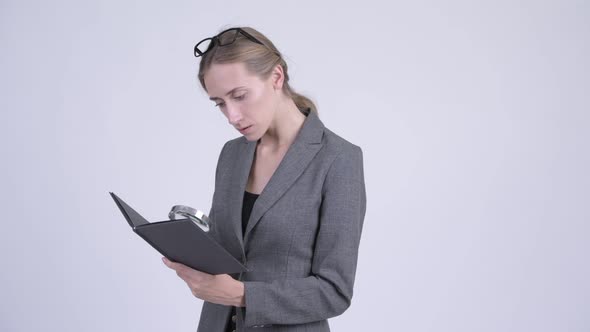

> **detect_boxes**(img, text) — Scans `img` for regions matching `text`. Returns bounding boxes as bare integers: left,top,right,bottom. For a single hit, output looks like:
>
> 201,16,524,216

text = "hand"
162,257,245,307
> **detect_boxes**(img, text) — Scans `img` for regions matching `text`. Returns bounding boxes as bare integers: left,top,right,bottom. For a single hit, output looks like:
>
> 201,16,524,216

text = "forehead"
204,62,262,98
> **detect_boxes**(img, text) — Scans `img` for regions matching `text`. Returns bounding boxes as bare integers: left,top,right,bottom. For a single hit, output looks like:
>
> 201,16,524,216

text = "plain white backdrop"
1,0,588,331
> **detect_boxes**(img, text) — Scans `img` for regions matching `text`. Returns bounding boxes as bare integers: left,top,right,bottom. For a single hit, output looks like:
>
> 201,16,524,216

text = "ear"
270,64,285,91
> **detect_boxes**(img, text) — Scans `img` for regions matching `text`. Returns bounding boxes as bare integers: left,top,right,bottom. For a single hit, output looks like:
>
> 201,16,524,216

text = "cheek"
243,92,267,115
255,88,275,113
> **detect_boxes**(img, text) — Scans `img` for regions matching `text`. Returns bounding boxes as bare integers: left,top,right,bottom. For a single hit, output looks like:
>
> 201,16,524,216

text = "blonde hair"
197,26,318,116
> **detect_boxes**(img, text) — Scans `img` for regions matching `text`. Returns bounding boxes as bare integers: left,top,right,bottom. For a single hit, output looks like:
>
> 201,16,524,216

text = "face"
204,62,279,141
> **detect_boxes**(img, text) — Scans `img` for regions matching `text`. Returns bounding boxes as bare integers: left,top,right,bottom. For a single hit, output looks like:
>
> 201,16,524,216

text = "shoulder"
220,136,245,152
211,136,245,181
214,136,250,164
321,126,363,158
320,127,364,182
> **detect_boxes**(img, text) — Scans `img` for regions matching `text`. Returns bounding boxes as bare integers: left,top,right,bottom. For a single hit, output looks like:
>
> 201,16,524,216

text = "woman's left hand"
162,256,245,307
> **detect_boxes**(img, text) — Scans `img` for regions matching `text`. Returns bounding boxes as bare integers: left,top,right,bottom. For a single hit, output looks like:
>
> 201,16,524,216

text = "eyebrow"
209,86,246,101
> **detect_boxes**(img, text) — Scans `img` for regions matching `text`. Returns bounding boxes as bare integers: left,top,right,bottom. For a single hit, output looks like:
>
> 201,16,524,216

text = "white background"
1,0,589,331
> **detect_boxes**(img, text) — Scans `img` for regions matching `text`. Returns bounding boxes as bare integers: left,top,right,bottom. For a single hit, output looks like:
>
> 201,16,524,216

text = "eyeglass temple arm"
238,29,264,46
238,29,280,57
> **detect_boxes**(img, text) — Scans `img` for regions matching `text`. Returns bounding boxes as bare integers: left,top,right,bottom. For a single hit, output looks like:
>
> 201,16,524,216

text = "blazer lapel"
243,110,325,246
228,138,256,259
228,110,325,256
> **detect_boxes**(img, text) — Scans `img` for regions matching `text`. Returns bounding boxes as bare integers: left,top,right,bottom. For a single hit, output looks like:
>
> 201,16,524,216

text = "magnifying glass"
168,205,211,232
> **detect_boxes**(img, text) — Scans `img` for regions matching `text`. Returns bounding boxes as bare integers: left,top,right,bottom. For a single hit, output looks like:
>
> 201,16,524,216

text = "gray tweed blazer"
197,110,367,332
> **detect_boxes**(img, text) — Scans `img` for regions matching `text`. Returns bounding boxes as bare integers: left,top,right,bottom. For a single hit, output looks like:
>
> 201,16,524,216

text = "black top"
241,190,259,237
226,190,260,332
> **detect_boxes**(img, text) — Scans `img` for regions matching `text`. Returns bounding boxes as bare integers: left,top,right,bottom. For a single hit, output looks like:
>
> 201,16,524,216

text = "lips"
239,125,252,134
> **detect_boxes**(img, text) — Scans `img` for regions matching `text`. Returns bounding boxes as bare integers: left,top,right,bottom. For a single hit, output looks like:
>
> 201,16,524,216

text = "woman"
162,26,367,332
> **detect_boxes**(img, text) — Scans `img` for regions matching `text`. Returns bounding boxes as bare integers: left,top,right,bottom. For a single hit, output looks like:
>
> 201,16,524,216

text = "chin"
241,125,263,142
243,132,260,142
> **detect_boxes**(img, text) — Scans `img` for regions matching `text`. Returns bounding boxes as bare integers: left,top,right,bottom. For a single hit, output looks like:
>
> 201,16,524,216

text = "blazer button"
231,314,236,322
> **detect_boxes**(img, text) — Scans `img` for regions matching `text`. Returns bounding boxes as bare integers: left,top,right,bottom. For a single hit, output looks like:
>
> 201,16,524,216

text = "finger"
162,257,174,269
162,257,211,284
162,257,183,272
160,259,195,289
163,257,192,276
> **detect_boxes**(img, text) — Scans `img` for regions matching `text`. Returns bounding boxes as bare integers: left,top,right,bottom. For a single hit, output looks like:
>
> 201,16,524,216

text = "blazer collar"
241,108,324,145
230,109,325,256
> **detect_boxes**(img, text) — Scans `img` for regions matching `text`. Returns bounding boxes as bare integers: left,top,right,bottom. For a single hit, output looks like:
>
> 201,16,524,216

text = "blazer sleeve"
242,145,367,327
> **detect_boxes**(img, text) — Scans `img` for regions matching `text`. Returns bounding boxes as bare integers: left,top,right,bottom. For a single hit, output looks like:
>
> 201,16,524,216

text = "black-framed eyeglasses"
193,27,279,58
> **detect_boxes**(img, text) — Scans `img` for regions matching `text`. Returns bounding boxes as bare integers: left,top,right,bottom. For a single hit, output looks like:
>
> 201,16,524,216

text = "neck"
259,97,306,150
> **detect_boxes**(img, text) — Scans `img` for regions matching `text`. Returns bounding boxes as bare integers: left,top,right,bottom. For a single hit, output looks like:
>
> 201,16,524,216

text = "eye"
214,101,225,108
233,94,246,101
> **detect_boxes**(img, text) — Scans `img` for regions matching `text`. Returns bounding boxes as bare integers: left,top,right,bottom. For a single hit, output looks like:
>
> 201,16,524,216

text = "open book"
110,192,248,275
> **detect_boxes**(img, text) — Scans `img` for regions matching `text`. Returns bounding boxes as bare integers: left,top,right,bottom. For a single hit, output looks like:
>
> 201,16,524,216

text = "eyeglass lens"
195,29,240,55
195,38,213,55
217,29,239,46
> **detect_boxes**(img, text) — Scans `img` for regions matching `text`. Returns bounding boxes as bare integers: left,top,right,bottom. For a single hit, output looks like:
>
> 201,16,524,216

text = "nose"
226,104,243,127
